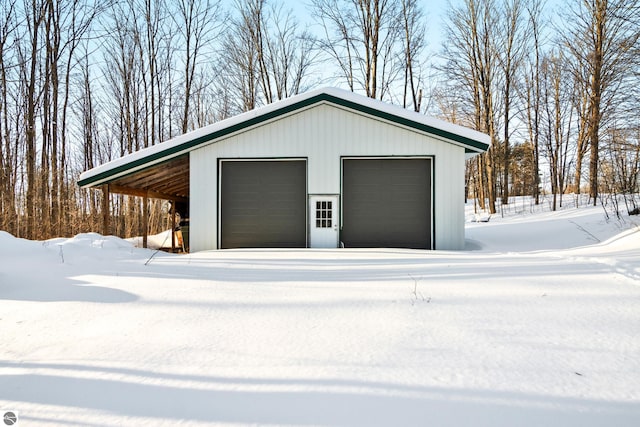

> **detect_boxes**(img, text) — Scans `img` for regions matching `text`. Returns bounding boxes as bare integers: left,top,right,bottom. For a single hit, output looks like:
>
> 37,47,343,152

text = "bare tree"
0,0,19,235
45,0,98,236
571,62,590,199
175,0,222,133
400,0,426,112
600,126,640,217
521,0,544,205
18,0,47,239
102,1,147,238
441,0,500,213
497,0,526,205
263,3,316,100
241,0,273,103
222,0,315,111
312,0,402,100
562,0,640,205
219,15,259,112
539,51,575,211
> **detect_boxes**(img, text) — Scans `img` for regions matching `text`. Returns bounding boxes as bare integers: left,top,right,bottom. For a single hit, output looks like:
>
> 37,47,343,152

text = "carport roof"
78,87,490,195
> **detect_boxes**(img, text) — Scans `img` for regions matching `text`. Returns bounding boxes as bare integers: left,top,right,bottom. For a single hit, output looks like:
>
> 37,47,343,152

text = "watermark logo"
3,412,18,426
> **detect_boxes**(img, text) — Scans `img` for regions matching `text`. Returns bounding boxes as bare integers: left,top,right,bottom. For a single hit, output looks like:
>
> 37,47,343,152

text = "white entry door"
309,195,339,248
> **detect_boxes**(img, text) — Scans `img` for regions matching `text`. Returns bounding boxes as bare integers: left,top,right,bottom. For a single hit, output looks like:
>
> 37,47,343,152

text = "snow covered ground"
1,198,639,426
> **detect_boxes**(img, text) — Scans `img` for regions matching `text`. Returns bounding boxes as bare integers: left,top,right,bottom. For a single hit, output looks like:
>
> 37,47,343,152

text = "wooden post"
171,202,176,253
102,184,110,235
142,193,149,249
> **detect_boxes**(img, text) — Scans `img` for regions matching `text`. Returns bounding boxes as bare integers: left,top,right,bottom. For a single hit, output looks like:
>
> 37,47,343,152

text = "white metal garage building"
78,87,490,251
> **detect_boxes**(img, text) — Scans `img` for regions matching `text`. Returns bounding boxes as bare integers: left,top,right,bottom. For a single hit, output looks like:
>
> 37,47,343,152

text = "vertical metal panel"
342,158,432,249
190,103,467,250
189,150,217,252
434,148,465,250
220,160,307,248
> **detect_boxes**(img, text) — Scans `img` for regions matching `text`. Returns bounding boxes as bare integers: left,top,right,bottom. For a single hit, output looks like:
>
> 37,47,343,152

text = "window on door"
315,201,332,228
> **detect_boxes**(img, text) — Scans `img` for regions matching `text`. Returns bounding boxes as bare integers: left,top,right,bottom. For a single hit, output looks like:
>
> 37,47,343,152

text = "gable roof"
78,87,490,189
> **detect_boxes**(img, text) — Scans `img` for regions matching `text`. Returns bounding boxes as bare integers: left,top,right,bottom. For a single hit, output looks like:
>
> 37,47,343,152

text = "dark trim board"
79,93,488,189
340,156,434,249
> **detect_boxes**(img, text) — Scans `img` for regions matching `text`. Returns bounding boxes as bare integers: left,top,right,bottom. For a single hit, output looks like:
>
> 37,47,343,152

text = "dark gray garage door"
342,158,432,249
220,160,306,248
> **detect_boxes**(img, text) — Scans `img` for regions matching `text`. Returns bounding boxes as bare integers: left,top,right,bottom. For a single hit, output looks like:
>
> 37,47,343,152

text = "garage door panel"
342,158,432,249
221,160,306,249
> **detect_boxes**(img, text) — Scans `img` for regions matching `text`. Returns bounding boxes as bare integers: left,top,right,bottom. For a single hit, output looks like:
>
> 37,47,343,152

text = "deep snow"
1,199,639,426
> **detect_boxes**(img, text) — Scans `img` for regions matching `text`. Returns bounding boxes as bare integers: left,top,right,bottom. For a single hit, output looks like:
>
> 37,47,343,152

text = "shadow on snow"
1,361,638,426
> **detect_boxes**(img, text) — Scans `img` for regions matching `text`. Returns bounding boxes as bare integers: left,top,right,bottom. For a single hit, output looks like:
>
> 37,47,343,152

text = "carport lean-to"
90,154,189,251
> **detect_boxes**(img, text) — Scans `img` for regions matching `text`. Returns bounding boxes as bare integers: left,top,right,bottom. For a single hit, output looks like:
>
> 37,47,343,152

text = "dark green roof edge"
78,93,489,188
325,94,489,152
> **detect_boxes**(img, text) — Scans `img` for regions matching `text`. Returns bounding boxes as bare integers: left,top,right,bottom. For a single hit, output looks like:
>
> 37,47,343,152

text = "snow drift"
1,202,639,426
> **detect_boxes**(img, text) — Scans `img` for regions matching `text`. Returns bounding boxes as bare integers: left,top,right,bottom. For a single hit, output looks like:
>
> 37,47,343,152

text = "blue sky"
226,0,452,54
288,0,451,50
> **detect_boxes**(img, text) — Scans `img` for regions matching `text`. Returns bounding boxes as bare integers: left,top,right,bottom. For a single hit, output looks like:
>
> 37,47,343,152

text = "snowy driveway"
1,207,639,426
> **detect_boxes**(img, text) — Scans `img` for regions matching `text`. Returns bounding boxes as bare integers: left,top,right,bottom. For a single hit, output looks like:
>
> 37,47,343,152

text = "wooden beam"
124,168,188,189
148,190,188,203
147,190,188,203
142,194,149,249
107,184,147,198
102,184,110,235
108,184,188,203
171,203,176,253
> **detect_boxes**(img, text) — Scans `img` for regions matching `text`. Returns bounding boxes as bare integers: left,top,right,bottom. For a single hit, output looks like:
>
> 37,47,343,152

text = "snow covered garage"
78,88,489,251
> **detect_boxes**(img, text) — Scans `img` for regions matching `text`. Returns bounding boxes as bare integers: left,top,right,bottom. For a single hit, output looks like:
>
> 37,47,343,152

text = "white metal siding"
189,150,217,252
189,103,466,251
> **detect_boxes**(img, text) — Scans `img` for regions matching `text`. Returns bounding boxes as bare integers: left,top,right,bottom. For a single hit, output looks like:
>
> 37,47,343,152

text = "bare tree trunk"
499,0,525,205
24,0,46,239
572,78,589,200
312,0,401,100
243,0,273,103
400,0,425,112
587,1,605,205
563,0,640,206
441,0,499,213
524,20,542,206
178,0,220,133
225,0,314,111
477,156,486,210
46,0,61,236
143,0,162,146
0,0,17,234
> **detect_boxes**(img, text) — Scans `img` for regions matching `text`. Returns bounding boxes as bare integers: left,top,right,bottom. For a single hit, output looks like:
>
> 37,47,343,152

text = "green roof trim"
78,92,489,188
325,94,489,152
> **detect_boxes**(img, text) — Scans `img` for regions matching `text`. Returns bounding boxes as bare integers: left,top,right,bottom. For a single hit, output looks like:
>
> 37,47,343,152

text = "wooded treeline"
1,0,639,240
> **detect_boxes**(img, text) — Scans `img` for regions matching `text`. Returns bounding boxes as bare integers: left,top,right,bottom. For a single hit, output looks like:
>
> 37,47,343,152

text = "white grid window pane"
315,201,332,228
